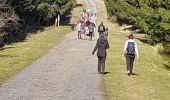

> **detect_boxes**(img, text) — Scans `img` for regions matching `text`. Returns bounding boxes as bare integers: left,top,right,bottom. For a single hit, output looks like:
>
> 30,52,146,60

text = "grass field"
0,27,71,85
0,0,85,85
94,0,170,100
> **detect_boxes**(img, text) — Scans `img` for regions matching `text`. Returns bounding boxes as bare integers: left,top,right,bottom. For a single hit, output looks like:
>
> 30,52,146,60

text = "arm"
98,25,100,32
92,40,99,55
106,39,109,49
134,41,139,59
123,40,128,56
103,25,106,32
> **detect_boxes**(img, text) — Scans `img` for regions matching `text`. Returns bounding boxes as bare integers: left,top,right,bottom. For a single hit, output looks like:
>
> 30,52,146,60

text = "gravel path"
0,0,105,100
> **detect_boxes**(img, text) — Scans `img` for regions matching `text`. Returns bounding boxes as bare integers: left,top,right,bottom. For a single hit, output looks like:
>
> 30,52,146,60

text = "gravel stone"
0,0,105,100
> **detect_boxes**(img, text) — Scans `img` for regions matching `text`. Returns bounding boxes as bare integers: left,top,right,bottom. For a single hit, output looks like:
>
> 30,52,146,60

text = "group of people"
75,8,139,76
92,33,139,76
77,8,97,40
77,20,96,40
92,32,139,76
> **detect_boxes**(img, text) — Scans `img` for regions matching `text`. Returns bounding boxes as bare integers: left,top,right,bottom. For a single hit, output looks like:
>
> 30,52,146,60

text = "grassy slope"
94,0,170,100
0,27,71,84
0,0,84,85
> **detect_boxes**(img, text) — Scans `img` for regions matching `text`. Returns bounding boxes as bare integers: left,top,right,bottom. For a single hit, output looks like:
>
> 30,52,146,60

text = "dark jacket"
98,24,105,32
92,35,109,57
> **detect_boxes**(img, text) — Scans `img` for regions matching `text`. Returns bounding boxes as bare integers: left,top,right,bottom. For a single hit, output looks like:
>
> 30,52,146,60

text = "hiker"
98,22,106,36
91,22,96,36
81,22,86,39
77,22,82,39
123,34,139,76
88,22,95,40
92,34,109,74
77,21,85,39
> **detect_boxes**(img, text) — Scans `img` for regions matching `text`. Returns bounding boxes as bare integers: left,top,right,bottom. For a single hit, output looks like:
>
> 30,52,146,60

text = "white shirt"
124,39,139,58
77,23,81,31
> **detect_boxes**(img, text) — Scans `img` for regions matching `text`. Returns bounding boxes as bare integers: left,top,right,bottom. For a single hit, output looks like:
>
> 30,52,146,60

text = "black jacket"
92,35,109,57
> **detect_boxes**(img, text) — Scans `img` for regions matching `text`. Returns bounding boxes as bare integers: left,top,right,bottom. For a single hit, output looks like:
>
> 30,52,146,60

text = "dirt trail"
0,0,105,100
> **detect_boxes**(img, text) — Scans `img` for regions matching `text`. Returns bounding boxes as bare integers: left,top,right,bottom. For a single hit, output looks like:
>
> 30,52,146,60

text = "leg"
80,32,82,39
98,57,102,74
130,57,135,74
101,57,106,73
78,31,80,39
90,32,92,40
126,55,131,75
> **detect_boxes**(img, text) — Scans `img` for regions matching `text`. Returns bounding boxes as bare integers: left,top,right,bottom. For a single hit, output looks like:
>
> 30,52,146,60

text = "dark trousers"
89,32,93,40
126,54,135,73
78,31,81,39
98,56,106,73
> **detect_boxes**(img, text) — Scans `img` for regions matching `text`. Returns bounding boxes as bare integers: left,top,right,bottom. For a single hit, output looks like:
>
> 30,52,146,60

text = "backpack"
99,25,104,32
126,42,135,55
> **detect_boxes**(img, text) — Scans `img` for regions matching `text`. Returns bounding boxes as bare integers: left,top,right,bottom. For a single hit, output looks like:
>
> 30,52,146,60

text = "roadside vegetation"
104,0,170,68
0,0,80,84
95,0,170,99
0,0,76,46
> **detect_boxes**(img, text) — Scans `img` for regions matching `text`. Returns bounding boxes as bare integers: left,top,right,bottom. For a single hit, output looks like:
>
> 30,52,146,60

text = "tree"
12,0,76,26
105,0,170,66
0,0,20,44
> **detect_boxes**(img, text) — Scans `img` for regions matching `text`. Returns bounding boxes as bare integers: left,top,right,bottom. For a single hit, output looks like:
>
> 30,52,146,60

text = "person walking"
89,23,95,40
91,22,96,37
92,34,109,74
124,34,139,76
77,21,85,39
98,22,105,36
77,22,82,39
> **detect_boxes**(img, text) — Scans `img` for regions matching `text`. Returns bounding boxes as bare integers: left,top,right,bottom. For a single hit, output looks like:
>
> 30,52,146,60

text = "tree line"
105,0,170,67
0,0,76,46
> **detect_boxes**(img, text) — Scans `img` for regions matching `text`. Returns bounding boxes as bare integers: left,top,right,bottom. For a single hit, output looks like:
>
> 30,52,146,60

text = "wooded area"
0,0,76,46
105,0,170,67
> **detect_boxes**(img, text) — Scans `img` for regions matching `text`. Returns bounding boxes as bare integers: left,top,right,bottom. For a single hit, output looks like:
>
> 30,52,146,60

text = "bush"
104,0,170,68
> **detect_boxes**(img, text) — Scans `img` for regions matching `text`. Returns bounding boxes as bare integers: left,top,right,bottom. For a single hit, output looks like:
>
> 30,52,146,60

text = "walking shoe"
128,73,130,76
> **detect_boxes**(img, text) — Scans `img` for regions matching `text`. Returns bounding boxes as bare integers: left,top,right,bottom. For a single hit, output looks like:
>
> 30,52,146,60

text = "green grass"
105,30,170,100
94,0,170,100
0,0,84,85
0,26,70,84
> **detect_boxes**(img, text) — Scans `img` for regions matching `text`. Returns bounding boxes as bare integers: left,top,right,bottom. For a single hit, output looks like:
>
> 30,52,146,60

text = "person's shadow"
103,72,110,75
131,73,140,76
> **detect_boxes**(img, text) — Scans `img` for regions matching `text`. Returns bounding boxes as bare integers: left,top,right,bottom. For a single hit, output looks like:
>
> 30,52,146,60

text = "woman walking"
92,34,109,74
124,34,139,76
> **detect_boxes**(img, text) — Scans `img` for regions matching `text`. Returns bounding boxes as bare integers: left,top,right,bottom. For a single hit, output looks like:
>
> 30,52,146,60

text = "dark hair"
128,34,134,39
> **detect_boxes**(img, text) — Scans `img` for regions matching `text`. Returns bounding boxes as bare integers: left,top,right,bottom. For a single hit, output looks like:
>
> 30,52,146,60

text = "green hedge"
105,0,170,43
105,0,170,67
12,0,76,26
0,0,76,46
